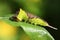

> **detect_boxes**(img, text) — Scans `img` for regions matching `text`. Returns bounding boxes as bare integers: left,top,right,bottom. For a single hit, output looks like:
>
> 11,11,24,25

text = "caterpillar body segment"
17,9,28,22
29,18,58,30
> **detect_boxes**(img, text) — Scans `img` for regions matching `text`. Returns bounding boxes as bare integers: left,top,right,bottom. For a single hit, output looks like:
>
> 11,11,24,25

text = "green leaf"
19,23,54,40
0,18,54,40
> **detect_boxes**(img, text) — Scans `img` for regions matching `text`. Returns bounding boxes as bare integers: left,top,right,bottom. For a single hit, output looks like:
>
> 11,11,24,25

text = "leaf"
19,22,55,40
0,18,54,40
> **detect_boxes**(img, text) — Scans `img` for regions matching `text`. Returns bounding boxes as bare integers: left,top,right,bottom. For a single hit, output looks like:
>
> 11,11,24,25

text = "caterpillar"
10,8,58,30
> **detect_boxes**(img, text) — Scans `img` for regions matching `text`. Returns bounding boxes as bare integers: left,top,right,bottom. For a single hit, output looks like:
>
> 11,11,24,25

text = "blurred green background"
0,0,60,40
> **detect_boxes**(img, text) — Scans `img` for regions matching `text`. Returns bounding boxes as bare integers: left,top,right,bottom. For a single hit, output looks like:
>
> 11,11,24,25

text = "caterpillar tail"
48,25,58,30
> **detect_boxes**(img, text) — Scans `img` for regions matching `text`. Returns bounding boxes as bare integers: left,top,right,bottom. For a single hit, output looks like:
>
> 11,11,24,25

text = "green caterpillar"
16,8,57,30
